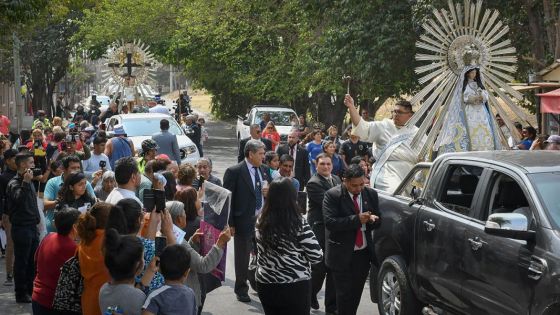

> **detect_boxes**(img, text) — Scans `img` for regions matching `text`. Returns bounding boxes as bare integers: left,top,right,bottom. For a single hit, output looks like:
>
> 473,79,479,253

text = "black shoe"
15,294,31,303
3,274,13,286
236,294,251,303
311,297,319,310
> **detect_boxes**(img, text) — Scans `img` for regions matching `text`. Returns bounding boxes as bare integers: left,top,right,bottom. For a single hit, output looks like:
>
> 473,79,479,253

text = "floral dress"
136,237,165,293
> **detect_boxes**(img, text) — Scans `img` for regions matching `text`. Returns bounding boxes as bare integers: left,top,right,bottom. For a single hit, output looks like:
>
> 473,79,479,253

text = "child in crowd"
99,228,146,315
198,117,208,147
264,151,280,179
142,244,197,315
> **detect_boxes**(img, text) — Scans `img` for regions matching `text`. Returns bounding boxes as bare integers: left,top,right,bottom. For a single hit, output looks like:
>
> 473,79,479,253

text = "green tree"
74,0,183,60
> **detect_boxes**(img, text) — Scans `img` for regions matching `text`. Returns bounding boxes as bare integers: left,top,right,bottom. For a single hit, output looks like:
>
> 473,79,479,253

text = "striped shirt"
255,217,323,284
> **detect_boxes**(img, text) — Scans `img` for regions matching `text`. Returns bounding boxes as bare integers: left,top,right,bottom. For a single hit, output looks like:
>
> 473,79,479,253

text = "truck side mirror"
484,213,536,241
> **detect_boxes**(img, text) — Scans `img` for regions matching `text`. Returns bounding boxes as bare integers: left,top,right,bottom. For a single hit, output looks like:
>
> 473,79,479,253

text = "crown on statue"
462,44,481,66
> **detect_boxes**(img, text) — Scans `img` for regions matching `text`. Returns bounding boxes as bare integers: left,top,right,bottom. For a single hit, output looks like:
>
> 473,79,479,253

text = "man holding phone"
323,164,381,314
6,152,41,303
82,137,111,180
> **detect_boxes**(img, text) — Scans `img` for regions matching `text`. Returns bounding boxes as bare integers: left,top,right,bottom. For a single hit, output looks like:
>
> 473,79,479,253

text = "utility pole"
12,32,22,132
169,64,173,93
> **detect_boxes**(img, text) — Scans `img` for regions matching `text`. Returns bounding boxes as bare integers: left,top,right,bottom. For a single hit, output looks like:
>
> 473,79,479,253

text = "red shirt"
32,233,77,308
262,130,280,150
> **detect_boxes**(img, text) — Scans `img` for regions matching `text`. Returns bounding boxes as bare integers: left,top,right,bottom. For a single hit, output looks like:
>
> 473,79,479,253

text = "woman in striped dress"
255,177,323,315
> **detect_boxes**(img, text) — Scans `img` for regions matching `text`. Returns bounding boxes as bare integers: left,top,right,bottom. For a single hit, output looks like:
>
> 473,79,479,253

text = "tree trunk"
316,92,348,131
556,4,560,59
526,0,546,67
543,0,556,57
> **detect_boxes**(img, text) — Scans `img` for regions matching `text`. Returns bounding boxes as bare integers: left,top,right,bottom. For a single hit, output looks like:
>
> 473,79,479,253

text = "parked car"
371,151,560,315
105,113,200,165
236,105,298,143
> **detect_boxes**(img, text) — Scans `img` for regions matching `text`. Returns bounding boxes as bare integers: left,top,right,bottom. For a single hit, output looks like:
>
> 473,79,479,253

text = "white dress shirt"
245,159,265,215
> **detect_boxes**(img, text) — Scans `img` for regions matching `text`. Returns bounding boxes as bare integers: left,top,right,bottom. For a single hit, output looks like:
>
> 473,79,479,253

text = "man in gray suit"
152,119,181,165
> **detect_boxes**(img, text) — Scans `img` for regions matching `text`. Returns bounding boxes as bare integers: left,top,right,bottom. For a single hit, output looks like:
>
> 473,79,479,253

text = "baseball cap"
545,135,560,144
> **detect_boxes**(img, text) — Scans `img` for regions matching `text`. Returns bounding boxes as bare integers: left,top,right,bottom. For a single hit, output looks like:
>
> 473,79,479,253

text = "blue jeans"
11,225,39,297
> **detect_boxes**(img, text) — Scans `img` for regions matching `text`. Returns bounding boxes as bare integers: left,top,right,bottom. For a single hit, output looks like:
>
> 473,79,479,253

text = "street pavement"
0,109,380,315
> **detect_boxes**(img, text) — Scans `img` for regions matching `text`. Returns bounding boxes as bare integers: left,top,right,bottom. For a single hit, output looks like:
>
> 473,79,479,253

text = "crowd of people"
0,89,557,315
0,101,231,315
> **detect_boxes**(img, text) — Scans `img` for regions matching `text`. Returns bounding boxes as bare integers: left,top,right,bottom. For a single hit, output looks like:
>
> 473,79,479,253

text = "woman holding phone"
56,171,97,213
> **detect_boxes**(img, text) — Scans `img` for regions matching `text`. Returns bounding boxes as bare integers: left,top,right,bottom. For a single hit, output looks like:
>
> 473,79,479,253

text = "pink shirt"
0,115,10,135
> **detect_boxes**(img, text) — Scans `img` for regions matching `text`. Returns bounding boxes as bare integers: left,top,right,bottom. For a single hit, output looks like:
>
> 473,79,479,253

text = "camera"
99,160,106,169
32,168,42,177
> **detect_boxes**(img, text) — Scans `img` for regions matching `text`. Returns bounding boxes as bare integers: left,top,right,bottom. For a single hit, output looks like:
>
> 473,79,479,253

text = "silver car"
105,113,200,165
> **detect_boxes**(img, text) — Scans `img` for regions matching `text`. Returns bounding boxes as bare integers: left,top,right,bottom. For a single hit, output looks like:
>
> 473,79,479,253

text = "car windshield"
121,118,183,137
529,172,560,229
255,110,297,126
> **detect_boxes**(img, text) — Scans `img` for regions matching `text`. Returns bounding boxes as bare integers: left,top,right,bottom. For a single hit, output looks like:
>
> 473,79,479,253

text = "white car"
105,113,200,165
85,95,111,112
236,106,298,143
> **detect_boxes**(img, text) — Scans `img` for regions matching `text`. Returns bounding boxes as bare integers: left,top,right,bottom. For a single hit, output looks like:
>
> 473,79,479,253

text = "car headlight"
181,145,198,159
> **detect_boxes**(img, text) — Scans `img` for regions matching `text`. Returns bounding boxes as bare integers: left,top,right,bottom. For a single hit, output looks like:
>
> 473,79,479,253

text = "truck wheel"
377,255,420,315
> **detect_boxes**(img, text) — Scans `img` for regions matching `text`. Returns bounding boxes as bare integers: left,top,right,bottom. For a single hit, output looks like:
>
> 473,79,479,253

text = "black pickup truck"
371,151,560,315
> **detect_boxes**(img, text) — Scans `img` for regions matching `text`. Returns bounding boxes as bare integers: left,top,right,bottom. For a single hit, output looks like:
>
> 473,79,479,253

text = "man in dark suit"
277,130,310,190
306,153,341,313
238,124,273,162
323,164,381,315
224,139,272,303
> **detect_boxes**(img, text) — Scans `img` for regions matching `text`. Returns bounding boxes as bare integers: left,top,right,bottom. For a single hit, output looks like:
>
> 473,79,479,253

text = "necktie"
254,167,262,212
352,194,364,248
329,177,335,187
290,145,295,157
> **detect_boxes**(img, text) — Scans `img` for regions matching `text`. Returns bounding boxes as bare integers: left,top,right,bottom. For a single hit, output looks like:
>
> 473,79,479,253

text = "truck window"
484,172,532,225
396,167,430,199
255,111,295,126
437,165,483,217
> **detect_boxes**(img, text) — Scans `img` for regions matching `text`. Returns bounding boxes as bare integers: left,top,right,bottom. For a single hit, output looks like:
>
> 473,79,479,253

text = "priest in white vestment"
344,95,420,193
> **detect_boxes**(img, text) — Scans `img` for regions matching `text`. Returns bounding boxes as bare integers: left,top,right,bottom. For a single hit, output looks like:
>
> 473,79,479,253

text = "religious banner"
200,181,231,292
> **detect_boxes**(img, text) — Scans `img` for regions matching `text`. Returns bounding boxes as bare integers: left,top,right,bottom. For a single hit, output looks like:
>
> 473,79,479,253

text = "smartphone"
154,236,167,257
143,189,155,212
99,160,106,169
154,189,166,213
198,175,205,190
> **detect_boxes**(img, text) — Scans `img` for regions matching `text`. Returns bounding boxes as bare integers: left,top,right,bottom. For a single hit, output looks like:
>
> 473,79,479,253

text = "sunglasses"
391,110,412,116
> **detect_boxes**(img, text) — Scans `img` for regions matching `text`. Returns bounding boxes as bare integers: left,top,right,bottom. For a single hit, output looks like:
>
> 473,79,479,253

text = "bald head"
288,131,300,146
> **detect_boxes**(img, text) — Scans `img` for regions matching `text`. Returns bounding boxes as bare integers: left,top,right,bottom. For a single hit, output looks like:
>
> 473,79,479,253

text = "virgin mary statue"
435,56,502,153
